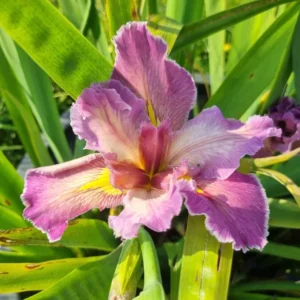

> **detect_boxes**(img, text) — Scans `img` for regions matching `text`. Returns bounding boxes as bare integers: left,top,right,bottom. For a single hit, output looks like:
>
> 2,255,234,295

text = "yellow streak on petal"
180,175,204,194
196,188,204,194
79,168,123,196
147,99,158,126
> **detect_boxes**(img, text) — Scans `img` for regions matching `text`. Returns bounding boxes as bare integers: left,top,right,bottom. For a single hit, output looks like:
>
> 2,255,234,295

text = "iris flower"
256,97,300,157
22,23,280,251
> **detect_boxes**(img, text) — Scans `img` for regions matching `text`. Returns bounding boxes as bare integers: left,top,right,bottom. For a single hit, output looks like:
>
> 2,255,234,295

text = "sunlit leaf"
148,15,182,52
254,148,300,168
109,239,142,299
0,0,113,99
0,255,104,293
257,168,300,206
27,248,121,299
178,215,233,300
0,219,118,251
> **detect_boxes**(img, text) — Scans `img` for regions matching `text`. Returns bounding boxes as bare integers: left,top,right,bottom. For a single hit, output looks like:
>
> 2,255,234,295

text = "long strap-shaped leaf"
135,228,166,299
0,219,118,251
205,3,300,119
0,255,103,293
27,248,121,300
0,30,72,163
109,239,142,299
178,215,233,300
172,0,297,52
0,0,113,99
0,151,25,214
0,47,52,167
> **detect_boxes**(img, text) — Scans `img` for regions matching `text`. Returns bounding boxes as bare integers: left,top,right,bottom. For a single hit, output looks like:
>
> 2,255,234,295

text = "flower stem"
178,215,233,300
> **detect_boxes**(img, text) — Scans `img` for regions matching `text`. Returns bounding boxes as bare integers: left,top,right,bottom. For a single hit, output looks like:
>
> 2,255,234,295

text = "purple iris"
268,97,300,152
21,22,281,252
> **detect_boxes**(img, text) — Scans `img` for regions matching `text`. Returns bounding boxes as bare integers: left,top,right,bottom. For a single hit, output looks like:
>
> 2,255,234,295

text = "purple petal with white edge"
112,22,196,130
109,183,183,239
168,106,281,180
22,154,123,242
139,120,172,174
71,80,149,162
180,171,269,251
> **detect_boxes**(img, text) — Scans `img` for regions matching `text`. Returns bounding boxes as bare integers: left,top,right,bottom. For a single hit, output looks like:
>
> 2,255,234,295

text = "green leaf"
260,157,300,198
0,219,118,251
205,0,226,94
0,255,105,293
0,204,27,229
0,0,112,99
257,168,300,206
105,0,132,39
166,0,204,24
260,241,300,261
292,13,300,101
59,0,112,62
163,239,184,300
230,292,297,300
0,151,25,214
269,198,300,229
226,0,276,73
172,0,297,52
0,250,70,263
58,0,91,32
232,280,300,293
204,4,299,118
27,248,121,299
148,15,183,52
109,239,142,299
0,30,72,163
258,23,293,113
178,215,233,300
0,47,52,167
134,228,165,300
253,148,300,168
